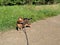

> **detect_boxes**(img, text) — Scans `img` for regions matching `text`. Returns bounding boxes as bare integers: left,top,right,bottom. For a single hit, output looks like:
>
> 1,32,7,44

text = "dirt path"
0,15,60,45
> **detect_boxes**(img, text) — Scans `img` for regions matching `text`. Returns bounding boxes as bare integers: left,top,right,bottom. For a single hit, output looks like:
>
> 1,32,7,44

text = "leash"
23,28,29,45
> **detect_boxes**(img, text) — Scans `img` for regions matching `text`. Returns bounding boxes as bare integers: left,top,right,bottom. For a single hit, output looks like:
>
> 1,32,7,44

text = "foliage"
0,0,60,5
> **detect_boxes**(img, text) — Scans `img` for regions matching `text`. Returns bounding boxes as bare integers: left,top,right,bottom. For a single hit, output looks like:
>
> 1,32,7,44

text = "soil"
0,15,60,45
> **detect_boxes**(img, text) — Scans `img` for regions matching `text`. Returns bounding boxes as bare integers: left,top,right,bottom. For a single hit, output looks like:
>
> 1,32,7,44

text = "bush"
0,0,60,5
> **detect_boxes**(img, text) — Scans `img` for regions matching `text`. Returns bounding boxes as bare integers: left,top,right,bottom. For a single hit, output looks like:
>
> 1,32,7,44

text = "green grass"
0,4,60,31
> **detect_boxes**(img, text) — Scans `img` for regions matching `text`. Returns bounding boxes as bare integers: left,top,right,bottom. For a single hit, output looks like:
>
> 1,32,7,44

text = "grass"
0,4,60,31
